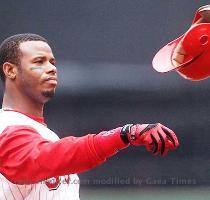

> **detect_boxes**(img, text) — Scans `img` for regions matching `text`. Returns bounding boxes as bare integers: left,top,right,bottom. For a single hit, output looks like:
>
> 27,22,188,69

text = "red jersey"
0,109,128,199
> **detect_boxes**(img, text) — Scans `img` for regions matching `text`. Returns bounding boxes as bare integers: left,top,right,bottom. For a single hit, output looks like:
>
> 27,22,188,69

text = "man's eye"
35,60,43,64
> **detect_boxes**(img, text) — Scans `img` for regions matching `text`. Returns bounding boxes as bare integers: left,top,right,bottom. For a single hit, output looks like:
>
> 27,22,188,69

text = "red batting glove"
120,123,179,156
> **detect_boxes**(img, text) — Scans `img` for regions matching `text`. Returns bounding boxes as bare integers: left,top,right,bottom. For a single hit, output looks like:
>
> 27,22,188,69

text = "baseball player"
153,5,210,80
0,33,179,199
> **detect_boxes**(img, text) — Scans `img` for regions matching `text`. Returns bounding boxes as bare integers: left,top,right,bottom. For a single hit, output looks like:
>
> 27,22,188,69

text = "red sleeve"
0,125,128,184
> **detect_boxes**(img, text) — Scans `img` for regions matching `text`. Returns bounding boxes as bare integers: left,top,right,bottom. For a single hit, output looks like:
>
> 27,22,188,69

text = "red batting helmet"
152,5,210,81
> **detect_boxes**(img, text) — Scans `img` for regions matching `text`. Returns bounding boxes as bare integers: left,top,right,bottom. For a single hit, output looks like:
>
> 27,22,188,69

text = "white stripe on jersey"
5,179,24,200
16,185,24,199
0,179,7,200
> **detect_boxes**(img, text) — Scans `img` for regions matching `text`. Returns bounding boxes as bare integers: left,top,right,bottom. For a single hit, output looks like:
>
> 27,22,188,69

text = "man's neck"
2,91,44,117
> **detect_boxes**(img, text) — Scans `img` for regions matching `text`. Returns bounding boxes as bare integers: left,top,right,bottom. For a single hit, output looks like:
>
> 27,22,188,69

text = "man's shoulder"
0,110,60,141
0,109,36,125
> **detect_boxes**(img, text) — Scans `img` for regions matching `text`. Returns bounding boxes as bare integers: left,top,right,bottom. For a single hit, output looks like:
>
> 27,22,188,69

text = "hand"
120,123,179,156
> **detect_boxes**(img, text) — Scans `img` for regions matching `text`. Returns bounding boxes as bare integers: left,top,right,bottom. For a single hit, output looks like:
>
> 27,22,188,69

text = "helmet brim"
152,35,184,73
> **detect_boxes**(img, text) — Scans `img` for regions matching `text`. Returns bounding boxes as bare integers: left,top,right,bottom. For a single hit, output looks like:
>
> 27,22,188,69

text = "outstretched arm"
0,123,179,184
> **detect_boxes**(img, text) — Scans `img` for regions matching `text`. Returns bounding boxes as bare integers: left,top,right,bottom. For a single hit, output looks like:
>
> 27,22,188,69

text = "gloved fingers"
142,127,166,156
150,128,178,156
158,131,167,155
135,124,149,136
145,144,154,152
142,133,152,144
158,124,179,146
143,135,155,153
162,139,179,156
166,140,177,150
150,131,164,156
161,140,175,156
151,125,178,156
150,134,159,155
138,124,157,136
150,133,176,156
161,126,179,148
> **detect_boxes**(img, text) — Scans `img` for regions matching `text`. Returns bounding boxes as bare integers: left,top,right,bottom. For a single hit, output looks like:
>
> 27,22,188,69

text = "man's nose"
46,63,57,75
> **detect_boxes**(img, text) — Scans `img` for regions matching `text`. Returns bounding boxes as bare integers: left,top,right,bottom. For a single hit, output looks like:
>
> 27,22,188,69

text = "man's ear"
3,62,18,80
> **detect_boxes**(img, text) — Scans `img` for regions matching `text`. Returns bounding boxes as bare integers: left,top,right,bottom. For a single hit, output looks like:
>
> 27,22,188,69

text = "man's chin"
41,90,55,100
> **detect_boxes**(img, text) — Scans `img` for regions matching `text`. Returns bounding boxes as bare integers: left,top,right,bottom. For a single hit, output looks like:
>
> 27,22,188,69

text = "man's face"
16,40,57,103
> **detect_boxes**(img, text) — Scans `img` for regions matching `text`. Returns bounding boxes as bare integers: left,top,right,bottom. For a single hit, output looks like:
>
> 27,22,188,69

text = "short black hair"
0,33,48,82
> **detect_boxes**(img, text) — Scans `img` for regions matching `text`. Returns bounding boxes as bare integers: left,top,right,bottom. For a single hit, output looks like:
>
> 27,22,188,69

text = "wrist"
120,124,134,144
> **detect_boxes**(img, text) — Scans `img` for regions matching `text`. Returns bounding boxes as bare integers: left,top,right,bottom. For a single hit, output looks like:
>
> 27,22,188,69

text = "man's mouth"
43,77,57,85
